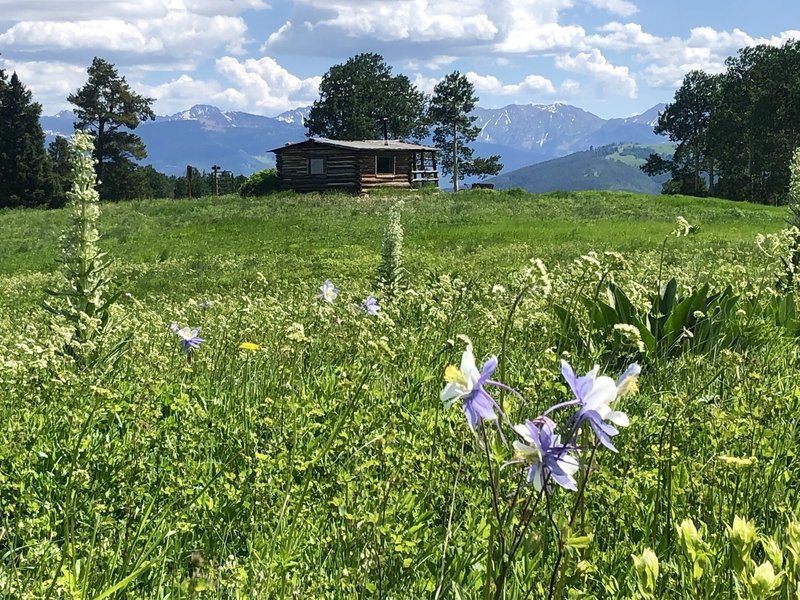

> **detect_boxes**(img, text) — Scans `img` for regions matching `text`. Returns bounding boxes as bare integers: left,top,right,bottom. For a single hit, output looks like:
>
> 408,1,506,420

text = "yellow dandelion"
239,341,260,351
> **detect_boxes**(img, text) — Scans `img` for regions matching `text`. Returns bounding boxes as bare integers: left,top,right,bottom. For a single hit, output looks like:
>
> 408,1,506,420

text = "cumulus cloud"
590,21,661,50
466,72,556,96
0,59,88,113
0,14,249,59
555,48,637,97
0,0,269,20
214,56,321,114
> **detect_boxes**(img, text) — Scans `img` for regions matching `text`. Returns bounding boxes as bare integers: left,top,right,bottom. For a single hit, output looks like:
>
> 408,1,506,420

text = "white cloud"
0,59,88,113
491,0,586,53
137,74,225,114
0,0,168,20
590,21,661,50
267,0,497,45
466,71,556,96
555,48,637,97
214,56,321,114
585,0,638,18
0,14,249,59
0,0,269,20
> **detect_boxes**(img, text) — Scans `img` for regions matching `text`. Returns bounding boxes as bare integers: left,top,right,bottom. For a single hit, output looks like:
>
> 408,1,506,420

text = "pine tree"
427,71,502,192
0,70,57,208
68,57,155,200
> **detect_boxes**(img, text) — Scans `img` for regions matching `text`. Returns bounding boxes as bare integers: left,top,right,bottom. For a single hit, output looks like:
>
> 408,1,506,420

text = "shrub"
238,168,279,197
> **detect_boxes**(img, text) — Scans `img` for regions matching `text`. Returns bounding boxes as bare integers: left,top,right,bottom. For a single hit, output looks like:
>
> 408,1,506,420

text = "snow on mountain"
276,106,311,126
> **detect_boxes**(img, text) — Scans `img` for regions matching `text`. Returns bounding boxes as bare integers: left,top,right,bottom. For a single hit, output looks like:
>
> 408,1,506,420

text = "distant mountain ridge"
39,102,667,177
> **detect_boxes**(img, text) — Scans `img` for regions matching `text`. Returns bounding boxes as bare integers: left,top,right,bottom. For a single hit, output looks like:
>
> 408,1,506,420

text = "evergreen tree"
0,70,57,208
646,40,800,203
68,57,155,200
427,71,502,192
306,53,427,141
48,136,73,207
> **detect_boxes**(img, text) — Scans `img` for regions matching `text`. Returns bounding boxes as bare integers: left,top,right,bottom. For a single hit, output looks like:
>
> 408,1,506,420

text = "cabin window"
376,155,395,175
308,157,325,174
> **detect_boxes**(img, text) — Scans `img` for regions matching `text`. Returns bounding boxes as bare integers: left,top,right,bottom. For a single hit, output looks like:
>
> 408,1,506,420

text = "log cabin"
271,138,439,193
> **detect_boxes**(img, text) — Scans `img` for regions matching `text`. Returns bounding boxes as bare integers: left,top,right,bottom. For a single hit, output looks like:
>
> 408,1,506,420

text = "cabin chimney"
382,118,388,145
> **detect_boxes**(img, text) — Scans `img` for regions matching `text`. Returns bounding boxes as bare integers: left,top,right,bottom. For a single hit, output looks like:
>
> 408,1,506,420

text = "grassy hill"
487,143,673,194
0,188,782,304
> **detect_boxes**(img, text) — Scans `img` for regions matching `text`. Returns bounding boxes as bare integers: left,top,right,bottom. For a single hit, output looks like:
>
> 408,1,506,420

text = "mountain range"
39,102,668,181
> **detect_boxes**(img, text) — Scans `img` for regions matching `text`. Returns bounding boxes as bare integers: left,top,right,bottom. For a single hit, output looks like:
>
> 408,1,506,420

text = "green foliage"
0,189,798,597
0,69,59,208
68,57,155,201
238,168,279,197
306,53,427,141
428,71,503,191
655,41,800,203
48,135,74,207
555,276,743,362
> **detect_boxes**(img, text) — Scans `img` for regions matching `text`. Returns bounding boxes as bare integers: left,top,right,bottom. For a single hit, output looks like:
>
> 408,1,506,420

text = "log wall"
275,144,418,193
276,146,361,192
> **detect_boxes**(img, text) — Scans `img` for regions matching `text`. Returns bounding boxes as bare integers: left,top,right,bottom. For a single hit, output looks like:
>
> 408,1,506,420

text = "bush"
238,168,279,197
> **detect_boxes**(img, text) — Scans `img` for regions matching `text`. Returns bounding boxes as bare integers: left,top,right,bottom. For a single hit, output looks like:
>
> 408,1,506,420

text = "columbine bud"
749,562,779,598
729,516,757,576
677,519,701,558
632,548,659,598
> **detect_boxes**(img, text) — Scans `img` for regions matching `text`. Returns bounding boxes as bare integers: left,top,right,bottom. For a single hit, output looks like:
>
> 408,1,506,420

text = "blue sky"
1,0,798,119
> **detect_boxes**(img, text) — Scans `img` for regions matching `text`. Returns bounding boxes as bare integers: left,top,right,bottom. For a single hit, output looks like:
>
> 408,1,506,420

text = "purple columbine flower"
512,417,580,492
361,295,380,315
440,344,500,432
558,360,633,452
318,279,338,303
170,322,204,353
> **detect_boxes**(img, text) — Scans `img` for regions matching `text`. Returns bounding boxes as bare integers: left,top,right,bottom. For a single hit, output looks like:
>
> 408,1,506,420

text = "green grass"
0,189,798,599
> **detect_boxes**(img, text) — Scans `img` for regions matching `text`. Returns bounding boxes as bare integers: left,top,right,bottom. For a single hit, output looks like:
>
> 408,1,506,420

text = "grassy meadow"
1,188,799,598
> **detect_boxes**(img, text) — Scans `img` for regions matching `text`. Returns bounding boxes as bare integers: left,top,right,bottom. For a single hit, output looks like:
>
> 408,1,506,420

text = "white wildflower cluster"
789,146,800,213
613,323,646,353
671,215,696,237
378,199,404,290
512,257,552,297
756,227,800,277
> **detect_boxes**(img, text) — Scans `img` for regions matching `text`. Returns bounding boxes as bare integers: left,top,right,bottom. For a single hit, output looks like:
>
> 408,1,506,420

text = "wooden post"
211,164,221,196
186,165,193,199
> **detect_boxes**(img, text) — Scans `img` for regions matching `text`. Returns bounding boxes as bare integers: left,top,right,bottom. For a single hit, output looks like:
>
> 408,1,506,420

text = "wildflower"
672,216,694,237
440,344,500,432
170,322,203,353
512,418,579,492
198,300,214,310
239,342,259,351
318,279,338,303
616,363,641,397
718,455,756,469
361,295,380,315
559,360,634,451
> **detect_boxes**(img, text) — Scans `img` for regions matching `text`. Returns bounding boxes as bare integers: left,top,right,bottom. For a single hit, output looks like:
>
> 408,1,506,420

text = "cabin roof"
271,137,438,153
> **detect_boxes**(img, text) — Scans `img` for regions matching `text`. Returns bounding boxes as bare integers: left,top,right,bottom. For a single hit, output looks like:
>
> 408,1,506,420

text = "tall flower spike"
561,360,629,452
440,344,500,432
